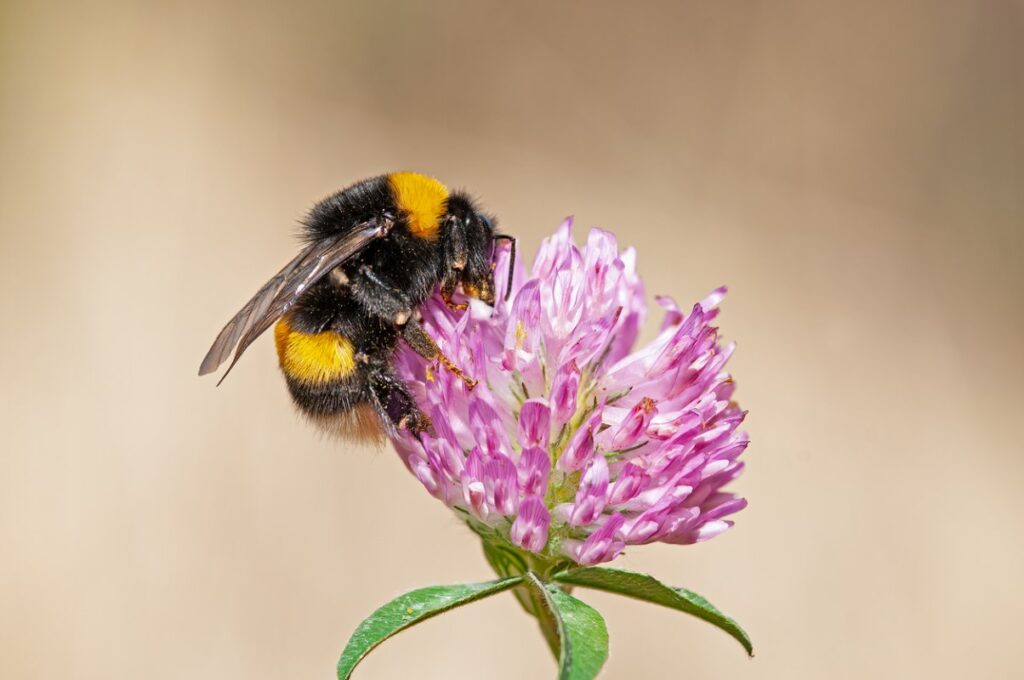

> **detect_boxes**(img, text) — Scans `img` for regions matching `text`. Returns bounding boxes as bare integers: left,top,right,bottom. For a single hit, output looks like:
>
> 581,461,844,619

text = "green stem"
478,536,570,659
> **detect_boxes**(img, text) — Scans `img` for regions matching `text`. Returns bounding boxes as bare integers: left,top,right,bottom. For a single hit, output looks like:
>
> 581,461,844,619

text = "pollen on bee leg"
437,354,477,391
394,310,411,325
398,410,432,436
402,319,476,389
441,288,468,312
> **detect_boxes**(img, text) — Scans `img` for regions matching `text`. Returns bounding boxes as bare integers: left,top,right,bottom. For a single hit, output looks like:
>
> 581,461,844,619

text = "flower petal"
510,496,551,552
549,359,581,426
569,455,610,526
557,409,602,472
518,399,551,450
565,513,626,566
517,447,552,497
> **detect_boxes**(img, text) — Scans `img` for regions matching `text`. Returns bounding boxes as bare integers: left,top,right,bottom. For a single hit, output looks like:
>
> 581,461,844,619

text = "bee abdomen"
282,376,384,440
274,317,358,384
273,317,385,443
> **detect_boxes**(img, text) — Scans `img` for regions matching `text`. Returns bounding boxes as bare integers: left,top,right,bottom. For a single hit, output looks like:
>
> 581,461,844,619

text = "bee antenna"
493,234,516,300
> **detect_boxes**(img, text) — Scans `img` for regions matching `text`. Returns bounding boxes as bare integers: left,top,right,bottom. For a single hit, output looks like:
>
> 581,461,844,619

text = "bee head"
444,193,507,305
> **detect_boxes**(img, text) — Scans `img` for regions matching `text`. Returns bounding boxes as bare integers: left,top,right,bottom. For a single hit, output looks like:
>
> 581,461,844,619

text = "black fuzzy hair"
300,174,394,243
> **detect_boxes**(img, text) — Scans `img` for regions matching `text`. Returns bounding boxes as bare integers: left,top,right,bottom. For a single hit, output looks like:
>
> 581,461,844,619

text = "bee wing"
199,219,390,383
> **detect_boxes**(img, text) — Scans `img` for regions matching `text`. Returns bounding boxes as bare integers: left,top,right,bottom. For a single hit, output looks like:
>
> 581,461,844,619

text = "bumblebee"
199,172,515,440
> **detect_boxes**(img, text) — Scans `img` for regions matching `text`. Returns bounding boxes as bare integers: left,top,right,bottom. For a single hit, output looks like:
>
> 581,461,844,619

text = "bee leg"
367,368,432,438
401,317,478,391
440,224,469,311
441,278,468,312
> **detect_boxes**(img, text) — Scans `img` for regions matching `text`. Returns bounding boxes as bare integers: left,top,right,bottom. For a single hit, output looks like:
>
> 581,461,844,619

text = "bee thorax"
330,268,350,286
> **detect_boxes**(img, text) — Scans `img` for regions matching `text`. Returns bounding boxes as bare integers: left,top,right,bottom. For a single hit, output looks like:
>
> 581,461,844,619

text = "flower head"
393,219,748,567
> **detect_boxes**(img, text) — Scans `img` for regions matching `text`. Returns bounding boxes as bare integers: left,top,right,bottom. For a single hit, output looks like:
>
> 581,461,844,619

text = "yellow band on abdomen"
274,318,357,383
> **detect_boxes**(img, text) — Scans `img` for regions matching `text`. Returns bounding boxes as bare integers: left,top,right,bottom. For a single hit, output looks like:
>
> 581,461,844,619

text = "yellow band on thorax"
388,172,449,240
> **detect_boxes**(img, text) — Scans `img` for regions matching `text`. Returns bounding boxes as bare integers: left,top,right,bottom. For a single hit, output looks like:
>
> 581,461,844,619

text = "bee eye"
478,213,493,229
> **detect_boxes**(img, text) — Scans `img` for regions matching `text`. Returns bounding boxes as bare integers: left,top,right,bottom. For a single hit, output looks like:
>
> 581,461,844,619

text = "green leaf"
337,577,522,679
554,567,753,656
524,572,609,680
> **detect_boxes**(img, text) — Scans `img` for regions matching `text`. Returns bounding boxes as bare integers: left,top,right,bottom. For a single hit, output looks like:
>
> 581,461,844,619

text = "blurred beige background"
1,1,1022,678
